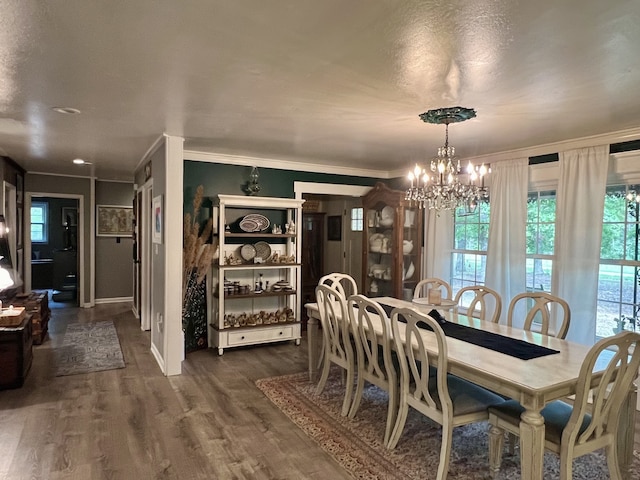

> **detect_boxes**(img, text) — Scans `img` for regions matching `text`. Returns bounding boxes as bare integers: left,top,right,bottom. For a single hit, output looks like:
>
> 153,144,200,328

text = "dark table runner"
381,304,559,360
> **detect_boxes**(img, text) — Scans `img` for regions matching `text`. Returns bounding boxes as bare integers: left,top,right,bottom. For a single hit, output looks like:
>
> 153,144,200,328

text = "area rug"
256,369,640,480
54,321,125,376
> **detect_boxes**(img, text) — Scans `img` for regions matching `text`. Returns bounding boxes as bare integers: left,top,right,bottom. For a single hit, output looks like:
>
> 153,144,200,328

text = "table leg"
617,383,637,480
307,311,319,382
519,408,545,480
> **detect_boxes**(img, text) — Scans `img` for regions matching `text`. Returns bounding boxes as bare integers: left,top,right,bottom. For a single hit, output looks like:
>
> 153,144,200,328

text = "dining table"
304,296,638,480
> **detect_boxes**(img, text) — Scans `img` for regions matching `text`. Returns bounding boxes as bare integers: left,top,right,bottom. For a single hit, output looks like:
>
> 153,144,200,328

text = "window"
31,202,48,243
351,207,363,231
451,202,490,294
597,184,640,339
526,191,556,292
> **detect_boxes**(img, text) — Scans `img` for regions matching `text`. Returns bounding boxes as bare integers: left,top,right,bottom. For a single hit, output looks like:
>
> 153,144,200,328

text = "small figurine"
286,220,296,234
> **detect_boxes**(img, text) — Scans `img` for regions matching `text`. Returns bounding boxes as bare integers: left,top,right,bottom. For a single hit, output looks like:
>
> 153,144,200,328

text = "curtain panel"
424,209,453,282
485,158,529,324
553,146,609,345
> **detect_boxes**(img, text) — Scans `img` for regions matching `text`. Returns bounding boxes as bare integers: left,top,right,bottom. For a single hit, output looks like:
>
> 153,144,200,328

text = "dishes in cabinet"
403,239,414,254
379,206,394,227
403,261,415,280
369,233,384,252
239,213,270,232
240,244,257,261
254,241,272,262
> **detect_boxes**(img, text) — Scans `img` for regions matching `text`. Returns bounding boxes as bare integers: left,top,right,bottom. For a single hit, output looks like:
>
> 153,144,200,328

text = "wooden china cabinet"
361,182,422,300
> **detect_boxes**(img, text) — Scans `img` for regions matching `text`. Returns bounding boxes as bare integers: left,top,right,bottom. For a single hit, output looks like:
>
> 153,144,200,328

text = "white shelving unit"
208,194,304,355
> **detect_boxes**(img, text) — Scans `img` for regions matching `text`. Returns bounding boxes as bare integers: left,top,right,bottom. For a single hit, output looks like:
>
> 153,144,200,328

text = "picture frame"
97,205,134,237
62,207,77,227
16,207,22,249
16,174,23,205
327,215,342,241
152,195,163,244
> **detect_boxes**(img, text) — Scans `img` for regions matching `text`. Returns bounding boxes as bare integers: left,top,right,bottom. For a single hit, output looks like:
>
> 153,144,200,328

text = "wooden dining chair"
315,284,356,416
488,330,640,480
453,285,502,323
507,291,571,339
316,273,358,367
413,278,453,301
388,307,505,479
319,272,358,298
346,294,398,446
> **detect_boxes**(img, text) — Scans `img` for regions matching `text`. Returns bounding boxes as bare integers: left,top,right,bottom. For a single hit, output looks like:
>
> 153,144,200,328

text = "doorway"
295,182,372,318
28,195,81,308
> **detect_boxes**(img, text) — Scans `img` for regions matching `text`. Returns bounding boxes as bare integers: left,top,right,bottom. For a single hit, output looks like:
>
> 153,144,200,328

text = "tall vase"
183,272,207,352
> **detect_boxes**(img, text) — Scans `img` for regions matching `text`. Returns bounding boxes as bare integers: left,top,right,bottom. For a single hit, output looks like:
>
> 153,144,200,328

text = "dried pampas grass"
183,185,218,306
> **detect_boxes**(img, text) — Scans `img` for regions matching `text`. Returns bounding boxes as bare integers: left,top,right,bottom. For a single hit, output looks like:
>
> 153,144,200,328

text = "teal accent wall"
183,161,383,211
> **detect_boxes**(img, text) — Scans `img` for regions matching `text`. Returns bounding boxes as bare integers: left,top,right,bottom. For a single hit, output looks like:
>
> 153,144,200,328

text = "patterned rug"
54,321,125,376
256,369,640,480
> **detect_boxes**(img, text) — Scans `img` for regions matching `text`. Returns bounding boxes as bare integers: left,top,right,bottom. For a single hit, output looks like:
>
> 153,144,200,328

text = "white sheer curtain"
485,158,529,325
552,146,609,345
424,208,453,282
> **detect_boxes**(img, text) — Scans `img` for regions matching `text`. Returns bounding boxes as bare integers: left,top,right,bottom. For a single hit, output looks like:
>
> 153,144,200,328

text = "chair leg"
488,424,505,479
436,426,453,480
347,375,365,418
341,365,355,416
384,382,398,447
315,354,331,395
386,399,409,449
558,443,577,480
605,442,622,480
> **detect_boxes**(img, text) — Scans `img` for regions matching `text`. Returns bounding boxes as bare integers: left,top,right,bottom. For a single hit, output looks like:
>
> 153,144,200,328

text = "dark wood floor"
1,303,638,479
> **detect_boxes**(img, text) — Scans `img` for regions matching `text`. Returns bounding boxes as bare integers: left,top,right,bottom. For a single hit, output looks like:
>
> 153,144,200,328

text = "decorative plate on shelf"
240,213,270,232
239,218,259,232
254,241,272,261
240,244,257,261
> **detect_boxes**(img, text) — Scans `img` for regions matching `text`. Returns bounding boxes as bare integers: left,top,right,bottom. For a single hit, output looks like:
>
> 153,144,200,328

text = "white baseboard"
95,296,133,305
150,342,165,373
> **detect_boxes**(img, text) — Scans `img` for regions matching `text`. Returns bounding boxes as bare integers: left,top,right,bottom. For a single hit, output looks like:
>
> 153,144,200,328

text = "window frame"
450,201,490,294
525,190,556,293
30,201,48,244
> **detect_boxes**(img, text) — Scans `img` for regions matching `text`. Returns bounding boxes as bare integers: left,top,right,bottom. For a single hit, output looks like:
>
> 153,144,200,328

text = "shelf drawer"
227,326,294,346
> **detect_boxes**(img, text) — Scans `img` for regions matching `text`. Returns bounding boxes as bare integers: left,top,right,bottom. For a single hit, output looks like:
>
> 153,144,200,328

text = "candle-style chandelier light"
405,106,489,213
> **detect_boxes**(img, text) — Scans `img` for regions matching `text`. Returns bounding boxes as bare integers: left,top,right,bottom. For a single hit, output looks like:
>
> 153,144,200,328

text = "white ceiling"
1,1,640,181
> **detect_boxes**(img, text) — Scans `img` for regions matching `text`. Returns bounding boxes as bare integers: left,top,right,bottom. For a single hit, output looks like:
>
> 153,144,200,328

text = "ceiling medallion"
406,106,489,213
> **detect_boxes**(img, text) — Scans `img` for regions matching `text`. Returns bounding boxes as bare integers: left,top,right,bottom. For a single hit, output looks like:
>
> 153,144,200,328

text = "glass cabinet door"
362,182,422,300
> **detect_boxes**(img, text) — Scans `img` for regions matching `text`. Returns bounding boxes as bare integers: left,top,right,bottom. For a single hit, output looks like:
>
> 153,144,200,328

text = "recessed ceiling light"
52,107,81,115
73,158,92,165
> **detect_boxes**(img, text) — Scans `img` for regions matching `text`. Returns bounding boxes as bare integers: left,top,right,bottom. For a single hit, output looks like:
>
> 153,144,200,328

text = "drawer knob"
241,336,245,340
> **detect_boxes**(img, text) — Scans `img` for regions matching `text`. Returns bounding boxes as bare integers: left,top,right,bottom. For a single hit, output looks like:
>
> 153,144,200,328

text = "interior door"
343,197,363,292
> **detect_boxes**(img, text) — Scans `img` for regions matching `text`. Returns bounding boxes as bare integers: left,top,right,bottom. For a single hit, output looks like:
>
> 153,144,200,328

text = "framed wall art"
152,195,163,244
97,205,134,237
62,207,77,226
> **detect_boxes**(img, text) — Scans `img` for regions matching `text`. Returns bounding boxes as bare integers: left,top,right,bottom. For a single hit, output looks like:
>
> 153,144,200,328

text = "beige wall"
95,180,134,300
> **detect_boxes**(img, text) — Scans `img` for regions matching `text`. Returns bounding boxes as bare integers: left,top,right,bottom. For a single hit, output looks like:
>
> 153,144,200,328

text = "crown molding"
465,127,640,164
183,150,390,179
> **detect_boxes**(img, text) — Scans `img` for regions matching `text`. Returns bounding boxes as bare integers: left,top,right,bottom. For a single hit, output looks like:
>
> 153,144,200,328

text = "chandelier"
405,106,489,213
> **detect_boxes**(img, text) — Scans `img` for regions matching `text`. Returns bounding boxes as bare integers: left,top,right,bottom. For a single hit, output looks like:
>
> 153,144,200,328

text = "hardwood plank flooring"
0,303,350,480
1,302,638,479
